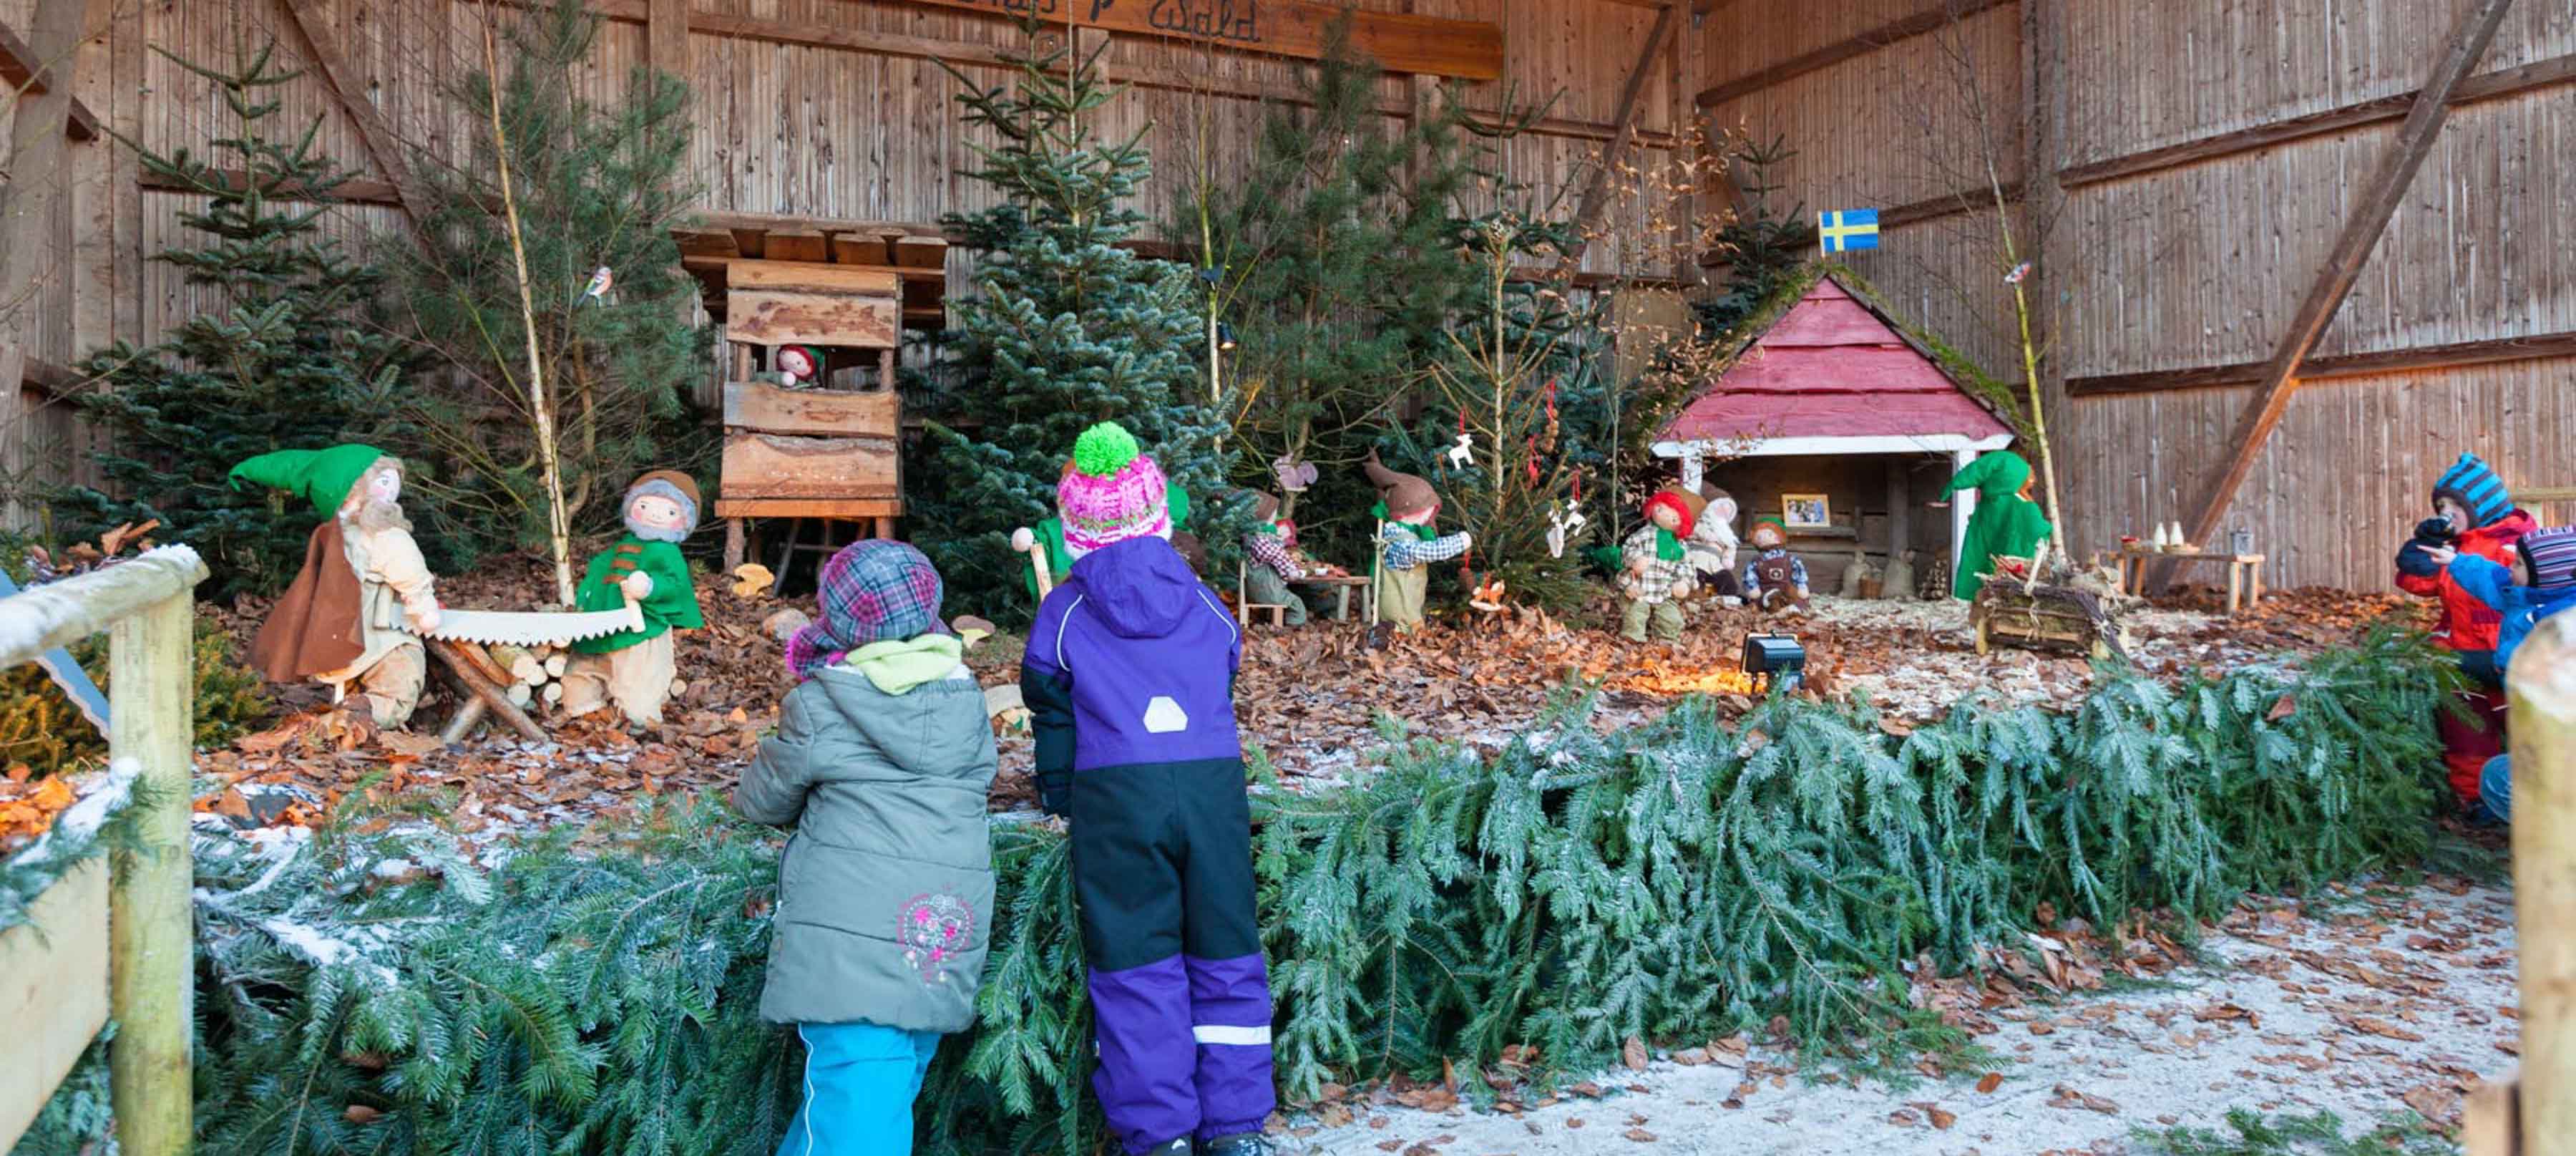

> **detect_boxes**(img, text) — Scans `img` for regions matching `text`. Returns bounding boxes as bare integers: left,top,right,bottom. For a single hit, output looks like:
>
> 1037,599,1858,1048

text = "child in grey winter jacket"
735,540,998,1155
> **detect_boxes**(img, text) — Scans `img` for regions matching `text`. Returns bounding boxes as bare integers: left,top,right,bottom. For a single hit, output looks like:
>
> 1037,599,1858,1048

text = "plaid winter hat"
786,540,946,681
1058,422,1172,557
2519,526,2576,596
2434,452,2514,529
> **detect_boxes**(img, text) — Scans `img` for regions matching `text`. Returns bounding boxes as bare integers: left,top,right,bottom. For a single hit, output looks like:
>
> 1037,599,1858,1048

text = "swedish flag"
1818,208,1880,254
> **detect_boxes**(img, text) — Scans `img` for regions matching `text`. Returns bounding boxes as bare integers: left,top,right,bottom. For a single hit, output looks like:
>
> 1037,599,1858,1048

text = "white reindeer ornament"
1445,433,1475,470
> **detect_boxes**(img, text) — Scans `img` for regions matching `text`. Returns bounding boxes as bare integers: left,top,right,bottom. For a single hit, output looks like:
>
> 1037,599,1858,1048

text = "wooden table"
2112,547,2266,615
1236,565,1370,626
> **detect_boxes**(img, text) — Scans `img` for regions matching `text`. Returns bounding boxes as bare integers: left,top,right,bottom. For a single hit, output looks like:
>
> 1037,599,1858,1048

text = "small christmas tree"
381,0,708,565
1417,215,1595,608
914,27,1230,614
54,39,418,598
1189,29,1493,548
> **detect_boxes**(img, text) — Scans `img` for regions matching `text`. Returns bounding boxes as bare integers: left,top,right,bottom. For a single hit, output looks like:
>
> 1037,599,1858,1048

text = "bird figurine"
577,265,613,306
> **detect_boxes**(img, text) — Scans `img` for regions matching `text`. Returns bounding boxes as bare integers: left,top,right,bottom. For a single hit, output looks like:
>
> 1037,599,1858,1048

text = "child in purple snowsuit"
1021,423,1276,1156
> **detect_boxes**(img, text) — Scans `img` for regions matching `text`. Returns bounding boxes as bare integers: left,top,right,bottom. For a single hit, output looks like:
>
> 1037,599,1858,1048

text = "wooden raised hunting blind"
674,218,950,573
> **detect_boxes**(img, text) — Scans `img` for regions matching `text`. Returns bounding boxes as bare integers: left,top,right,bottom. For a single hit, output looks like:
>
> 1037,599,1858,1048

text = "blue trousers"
777,1023,942,1156
2483,755,2513,823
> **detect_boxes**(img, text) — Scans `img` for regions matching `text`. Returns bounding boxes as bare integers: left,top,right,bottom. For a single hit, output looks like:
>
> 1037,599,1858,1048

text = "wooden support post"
106,563,203,1156
646,0,688,79
1886,460,1911,560
1,0,107,348
2509,613,2576,1156
2162,0,2517,591
1557,1,1677,275
1949,449,1979,578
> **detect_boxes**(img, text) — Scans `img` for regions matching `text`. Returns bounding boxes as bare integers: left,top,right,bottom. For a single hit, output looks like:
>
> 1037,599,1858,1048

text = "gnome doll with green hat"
228,445,442,727
1938,450,2054,599
561,470,707,727
1362,450,1472,637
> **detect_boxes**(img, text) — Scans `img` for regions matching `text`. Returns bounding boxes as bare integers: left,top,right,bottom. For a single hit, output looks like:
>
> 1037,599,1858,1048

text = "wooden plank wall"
0,0,1690,525
1697,0,2576,591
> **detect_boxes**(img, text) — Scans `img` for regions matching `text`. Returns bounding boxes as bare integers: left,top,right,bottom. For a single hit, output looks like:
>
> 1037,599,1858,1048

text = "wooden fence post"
107,583,195,1156
2509,611,2576,1156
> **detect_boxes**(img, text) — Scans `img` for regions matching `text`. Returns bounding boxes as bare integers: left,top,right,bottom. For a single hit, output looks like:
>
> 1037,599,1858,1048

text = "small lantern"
1742,633,1805,692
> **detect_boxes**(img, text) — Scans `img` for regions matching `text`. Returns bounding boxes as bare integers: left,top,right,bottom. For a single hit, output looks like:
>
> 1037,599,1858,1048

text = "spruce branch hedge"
187,628,2447,1156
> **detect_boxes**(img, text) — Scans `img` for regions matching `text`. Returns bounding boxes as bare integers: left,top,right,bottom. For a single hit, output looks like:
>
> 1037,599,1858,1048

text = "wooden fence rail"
0,545,207,1156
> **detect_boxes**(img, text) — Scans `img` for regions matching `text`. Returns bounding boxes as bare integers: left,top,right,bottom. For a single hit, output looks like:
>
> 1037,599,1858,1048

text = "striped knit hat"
2433,452,2514,529
786,540,945,680
1058,422,1172,557
2519,526,2576,596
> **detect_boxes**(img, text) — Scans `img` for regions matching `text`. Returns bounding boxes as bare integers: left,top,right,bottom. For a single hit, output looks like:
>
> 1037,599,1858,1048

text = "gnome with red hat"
1619,487,1697,641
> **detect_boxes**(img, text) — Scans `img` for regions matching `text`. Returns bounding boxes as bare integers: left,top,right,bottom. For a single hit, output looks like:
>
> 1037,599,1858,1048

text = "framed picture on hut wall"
1781,493,1833,530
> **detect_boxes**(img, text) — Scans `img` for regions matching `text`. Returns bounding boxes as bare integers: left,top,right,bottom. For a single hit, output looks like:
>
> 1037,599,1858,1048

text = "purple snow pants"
1073,758,1277,1152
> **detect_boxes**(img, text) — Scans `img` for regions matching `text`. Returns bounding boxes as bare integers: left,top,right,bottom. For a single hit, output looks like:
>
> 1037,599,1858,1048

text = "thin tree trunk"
481,12,575,604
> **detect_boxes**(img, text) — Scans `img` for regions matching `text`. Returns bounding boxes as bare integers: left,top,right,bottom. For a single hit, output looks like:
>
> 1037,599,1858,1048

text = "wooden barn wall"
1,0,1686,523
1695,0,2576,591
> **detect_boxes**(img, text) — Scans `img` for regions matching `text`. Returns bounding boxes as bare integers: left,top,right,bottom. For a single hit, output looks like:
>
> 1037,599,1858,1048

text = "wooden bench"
2111,546,2265,615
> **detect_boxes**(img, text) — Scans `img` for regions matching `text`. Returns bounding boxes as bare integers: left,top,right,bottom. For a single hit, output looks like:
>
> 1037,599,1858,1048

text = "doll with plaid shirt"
1619,489,1697,642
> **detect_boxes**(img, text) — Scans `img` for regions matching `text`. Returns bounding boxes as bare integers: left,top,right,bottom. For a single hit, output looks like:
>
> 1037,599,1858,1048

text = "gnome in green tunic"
561,471,706,726
1940,450,2054,599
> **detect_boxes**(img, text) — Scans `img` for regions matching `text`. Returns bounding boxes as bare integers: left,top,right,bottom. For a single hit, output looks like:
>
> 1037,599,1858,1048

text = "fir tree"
913,29,1231,616
379,0,708,563
1189,30,1493,555
1695,135,1818,335
52,39,418,598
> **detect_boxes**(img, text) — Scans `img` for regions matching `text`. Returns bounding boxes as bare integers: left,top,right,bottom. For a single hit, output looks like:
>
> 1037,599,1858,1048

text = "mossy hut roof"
1657,269,2012,451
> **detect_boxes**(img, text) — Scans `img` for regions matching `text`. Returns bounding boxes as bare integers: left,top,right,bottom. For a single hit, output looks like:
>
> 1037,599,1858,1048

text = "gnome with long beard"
560,471,706,727
230,445,442,727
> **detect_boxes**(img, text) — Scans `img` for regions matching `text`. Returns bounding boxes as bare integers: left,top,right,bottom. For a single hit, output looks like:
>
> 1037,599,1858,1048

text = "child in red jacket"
2394,452,2533,810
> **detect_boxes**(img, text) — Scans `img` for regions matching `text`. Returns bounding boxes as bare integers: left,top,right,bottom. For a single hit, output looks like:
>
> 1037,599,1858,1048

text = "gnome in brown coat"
229,445,441,727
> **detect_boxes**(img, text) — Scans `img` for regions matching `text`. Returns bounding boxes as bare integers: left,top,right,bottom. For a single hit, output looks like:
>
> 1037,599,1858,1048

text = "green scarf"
1655,528,1683,562
841,635,967,695
1372,502,1438,541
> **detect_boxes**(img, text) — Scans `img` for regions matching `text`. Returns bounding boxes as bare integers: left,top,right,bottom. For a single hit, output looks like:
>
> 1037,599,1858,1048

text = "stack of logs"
439,638,663,713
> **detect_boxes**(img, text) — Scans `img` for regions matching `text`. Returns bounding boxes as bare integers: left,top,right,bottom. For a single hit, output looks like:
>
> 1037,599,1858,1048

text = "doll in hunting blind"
1619,488,1698,643
1740,518,1811,616
228,445,441,728
560,472,708,727
1363,450,1472,638
1020,423,1275,1156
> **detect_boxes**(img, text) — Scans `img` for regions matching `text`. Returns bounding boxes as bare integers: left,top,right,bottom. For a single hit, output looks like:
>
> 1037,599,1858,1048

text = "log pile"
444,639,575,710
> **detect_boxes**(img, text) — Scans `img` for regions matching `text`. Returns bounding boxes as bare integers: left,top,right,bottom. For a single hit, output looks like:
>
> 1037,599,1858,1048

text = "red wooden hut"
1654,271,2015,588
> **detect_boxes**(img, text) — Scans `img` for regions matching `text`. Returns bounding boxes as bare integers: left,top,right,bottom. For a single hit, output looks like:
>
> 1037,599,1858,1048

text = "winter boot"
1142,1141,1192,1156
1200,1135,1274,1155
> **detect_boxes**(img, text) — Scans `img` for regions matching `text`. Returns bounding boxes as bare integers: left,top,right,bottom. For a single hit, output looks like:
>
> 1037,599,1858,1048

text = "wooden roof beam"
2062,49,2576,189
2164,0,2519,591
0,19,99,140
2067,330,2576,399
1695,0,2011,108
